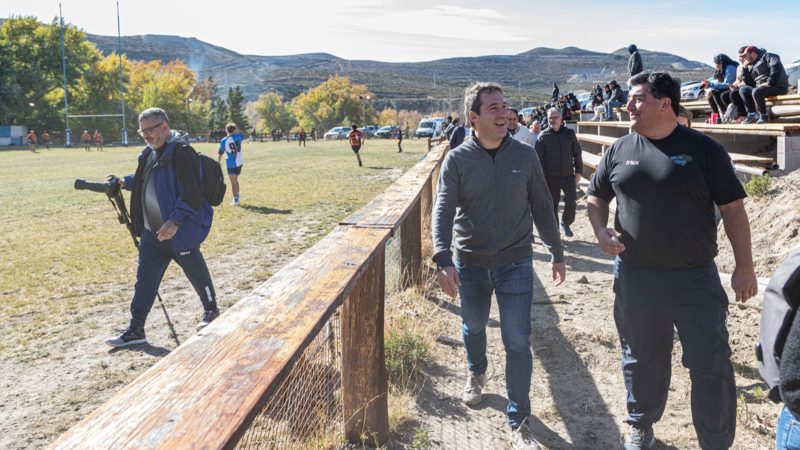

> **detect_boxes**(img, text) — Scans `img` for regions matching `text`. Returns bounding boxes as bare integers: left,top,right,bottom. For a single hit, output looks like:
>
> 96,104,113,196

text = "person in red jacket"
347,124,364,167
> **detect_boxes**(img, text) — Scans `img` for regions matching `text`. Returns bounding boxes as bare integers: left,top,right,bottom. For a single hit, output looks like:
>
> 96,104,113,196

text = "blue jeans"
613,258,735,449
606,100,624,118
777,407,800,450
130,229,217,330
456,256,534,429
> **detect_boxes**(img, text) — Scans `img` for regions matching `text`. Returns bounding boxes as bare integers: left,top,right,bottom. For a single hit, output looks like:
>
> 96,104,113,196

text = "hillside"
85,33,710,111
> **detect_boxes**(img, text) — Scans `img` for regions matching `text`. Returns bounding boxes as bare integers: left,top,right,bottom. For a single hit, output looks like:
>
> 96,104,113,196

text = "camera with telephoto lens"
74,176,121,196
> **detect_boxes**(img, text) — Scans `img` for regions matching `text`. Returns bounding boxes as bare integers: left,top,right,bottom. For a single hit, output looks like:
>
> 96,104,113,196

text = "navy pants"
613,258,735,449
739,85,787,115
130,229,217,331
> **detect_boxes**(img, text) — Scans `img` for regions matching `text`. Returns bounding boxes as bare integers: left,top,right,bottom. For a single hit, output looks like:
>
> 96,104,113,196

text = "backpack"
172,144,227,207
757,246,800,402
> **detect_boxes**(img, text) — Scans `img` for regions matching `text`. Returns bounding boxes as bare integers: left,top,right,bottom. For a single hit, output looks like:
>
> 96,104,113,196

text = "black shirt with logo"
588,125,745,269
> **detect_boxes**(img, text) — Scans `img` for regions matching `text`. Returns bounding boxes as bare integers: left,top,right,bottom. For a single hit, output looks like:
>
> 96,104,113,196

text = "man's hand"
574,173,582,185
437,266,460,298
731,264,758,302
552,262,566,286
595,227,626,257
156,220,179,242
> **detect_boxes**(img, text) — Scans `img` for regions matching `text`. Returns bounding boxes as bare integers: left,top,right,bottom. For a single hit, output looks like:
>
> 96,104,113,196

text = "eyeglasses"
137,122,164,137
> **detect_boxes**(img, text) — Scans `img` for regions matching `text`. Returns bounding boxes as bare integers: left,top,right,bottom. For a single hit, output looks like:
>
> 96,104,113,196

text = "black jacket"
747,48,789,90
781,296,800,417
628,51,643,77
534,126,582,179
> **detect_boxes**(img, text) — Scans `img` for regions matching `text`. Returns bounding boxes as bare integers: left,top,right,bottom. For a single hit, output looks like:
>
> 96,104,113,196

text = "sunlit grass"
0,137,430,358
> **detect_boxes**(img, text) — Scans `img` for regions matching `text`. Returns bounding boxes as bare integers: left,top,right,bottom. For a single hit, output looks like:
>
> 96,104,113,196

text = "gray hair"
463,82,503,126
138,107,170,124
547,107,562,117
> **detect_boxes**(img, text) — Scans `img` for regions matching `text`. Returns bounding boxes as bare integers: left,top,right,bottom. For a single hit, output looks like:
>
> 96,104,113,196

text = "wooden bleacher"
682,94,800,119
575,124,784,175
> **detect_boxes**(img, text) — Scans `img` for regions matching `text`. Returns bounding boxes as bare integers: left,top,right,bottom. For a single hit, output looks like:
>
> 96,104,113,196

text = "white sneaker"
461,371,488,405
232,198,240,206
510,422,542,450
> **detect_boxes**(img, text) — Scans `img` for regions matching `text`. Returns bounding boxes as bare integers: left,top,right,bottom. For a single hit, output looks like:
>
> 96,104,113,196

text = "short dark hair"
463,82,504,125
629,71,680,116
508,107,519,115
139,107,169,124
351,124,358,130
226,123,237,134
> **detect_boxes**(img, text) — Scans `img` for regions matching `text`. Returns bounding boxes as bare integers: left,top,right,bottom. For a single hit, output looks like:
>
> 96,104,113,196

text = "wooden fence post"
400,198,422,288
340,246,388,446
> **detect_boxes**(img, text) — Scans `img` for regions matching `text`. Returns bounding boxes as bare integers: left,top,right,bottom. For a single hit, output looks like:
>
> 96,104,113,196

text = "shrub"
385,326,429,385
744,174,771,197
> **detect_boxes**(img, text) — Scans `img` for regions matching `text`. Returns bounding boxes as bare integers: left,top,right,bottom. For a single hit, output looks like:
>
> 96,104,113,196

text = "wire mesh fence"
235,313,344,450
234,234,406,449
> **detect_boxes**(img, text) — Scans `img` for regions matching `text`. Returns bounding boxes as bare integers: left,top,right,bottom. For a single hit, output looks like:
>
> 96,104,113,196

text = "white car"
323,126,349,140
680,80,706,101
786,61,800,89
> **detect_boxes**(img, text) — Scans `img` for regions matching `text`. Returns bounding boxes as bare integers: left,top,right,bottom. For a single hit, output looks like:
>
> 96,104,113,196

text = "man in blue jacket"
105,108,219,347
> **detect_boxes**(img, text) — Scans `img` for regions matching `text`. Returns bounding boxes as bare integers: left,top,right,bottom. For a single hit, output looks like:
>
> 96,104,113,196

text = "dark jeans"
130,230,217,330
739,85,788,115
455,256,534,429
613,258,735,449
707,88,729,114
721,89,745,118
546,175,577,227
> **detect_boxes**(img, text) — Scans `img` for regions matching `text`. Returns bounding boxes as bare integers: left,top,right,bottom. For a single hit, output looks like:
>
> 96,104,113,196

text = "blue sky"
3,0,799,65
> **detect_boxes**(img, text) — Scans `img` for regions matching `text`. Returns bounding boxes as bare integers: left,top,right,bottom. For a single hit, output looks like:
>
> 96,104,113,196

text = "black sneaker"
197,309,220,331
561,224,574,238
105,327,146,348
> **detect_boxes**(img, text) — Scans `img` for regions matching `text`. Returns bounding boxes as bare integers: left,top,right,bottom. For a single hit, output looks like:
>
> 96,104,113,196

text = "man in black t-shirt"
587,72,757,450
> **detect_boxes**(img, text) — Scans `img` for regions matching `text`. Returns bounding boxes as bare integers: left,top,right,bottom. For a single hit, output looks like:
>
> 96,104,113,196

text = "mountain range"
86,33,710,112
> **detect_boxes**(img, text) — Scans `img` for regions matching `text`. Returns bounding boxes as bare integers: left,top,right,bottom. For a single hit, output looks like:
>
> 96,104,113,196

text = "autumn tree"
291,76,375,132
398,109,423,132
253,91,295,134
378,107,399,126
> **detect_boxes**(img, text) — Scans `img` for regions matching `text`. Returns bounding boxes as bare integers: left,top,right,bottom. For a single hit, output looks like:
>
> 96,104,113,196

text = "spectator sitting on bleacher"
702,54,738,118
739,45,789,124
604,80,626,120
590,93,607,121
720,47,754,123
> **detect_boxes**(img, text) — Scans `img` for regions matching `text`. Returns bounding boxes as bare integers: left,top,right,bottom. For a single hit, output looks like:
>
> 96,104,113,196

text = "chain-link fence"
236,313,343,450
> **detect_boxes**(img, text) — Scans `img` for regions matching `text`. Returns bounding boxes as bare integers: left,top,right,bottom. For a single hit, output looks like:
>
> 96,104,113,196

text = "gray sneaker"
742,112,758,124
197,309,220,331
510,422,542,450
105,327,146,348
461,371,488,406
623,425,655,449
757,113,769,124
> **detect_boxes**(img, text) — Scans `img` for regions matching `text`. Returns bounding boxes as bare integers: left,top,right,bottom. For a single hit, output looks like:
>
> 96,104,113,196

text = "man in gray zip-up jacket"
432,82,565,450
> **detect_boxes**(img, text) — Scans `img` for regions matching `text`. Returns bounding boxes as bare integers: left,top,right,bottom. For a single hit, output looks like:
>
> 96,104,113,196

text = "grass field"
0,137,430,360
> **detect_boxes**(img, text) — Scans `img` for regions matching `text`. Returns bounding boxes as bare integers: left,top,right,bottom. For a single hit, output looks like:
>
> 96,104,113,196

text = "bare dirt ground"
2,170,796,450
409,173,799,450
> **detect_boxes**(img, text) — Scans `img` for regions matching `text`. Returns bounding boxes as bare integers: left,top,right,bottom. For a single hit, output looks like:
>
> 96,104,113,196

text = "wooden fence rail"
49,144,449,449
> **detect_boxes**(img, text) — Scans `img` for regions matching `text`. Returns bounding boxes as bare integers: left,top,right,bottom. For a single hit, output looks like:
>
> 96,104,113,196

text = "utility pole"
59,3,71,147
117,1,128,146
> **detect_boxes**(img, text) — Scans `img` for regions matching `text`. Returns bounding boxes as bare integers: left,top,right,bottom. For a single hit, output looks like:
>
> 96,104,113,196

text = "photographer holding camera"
105,107,219,348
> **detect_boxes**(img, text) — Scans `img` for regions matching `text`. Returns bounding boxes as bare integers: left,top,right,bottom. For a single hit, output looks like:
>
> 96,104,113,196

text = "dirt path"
411,193,778,449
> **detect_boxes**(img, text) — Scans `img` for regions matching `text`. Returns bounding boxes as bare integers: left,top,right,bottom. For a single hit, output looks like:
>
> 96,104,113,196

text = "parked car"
575,91,593,110
358,125,380,138
323,126,349,140
680,80,706,101
786,61,800,89
375,125,400,138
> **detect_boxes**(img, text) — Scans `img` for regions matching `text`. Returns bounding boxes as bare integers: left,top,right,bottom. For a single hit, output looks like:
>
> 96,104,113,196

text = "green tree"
226,86,250,132
291,76,375,132
0,16,100,135
253,91,295,133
